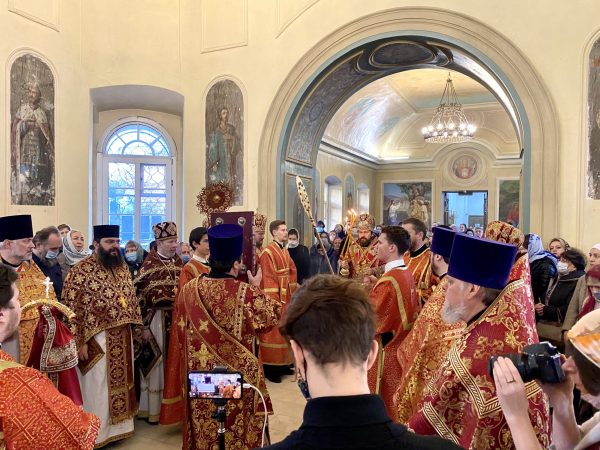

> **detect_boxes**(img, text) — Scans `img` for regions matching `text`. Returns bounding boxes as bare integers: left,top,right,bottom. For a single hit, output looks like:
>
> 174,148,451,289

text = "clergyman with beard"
32,226,64,297
343,213,383,280
62,224,142,448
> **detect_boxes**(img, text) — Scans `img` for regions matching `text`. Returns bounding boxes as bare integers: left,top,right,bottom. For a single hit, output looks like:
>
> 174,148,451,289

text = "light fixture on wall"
422,73,476,143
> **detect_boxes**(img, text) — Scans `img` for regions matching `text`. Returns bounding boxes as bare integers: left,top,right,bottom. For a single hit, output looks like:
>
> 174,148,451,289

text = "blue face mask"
125,252,138,263
181,254,191,263
45,250,58,260
594,291,600,301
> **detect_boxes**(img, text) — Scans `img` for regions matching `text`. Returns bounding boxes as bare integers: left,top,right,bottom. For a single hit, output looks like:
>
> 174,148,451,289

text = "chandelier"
422,73,476,143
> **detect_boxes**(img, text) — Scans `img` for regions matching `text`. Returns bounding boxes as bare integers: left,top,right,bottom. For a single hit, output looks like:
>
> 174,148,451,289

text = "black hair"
0,266,19,309
189,227,209,250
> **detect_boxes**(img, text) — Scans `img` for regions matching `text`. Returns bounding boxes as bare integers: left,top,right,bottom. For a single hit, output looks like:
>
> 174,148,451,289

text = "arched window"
357,183,370,214
324,176,343,229
97,118,176,247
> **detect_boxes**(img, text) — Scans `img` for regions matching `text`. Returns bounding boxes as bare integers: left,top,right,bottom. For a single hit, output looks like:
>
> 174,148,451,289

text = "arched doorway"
258,8,558,238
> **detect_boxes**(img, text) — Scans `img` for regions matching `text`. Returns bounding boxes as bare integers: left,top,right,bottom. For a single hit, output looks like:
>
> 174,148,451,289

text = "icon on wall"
10,53,55,206
383,182,432,229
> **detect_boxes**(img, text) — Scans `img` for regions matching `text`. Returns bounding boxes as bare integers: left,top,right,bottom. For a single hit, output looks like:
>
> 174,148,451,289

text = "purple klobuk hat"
448,233,517,290
208,224,243,261
430,226,455,259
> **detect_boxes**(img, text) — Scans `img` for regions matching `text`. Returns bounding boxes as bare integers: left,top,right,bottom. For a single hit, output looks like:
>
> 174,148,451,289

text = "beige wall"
1,1,599,252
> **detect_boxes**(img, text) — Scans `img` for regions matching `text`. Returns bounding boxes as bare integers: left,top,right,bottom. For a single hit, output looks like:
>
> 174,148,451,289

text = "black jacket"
261,394,463,450
32,253,63,298
529,257,558,303
539,269,585,322
288,244,311,284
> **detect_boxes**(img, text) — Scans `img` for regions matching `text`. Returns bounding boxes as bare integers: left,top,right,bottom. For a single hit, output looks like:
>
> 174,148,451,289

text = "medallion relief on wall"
10,53,55,206
205,79,244,205
445,151,485,187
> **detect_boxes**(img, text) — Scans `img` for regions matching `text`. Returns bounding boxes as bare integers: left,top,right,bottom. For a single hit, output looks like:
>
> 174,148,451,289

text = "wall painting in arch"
498,179,520,227
589,38,600,199
10,53,55,206
205,79,244,205
383,182,432,229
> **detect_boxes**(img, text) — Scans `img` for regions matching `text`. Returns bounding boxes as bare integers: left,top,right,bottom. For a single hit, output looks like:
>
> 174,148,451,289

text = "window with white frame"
357,184,370,214
97,119,176,248
324,176,343,230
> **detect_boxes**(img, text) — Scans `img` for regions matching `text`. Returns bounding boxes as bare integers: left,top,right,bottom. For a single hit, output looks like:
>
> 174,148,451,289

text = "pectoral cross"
42,277,53,298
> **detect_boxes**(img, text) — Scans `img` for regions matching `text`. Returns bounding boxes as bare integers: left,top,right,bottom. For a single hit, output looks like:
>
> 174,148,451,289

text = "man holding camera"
407,233,550,449
161,224,282,449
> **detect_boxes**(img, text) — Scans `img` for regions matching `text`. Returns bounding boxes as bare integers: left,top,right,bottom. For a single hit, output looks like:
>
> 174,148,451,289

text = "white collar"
384,258,405,273
193,254,209,264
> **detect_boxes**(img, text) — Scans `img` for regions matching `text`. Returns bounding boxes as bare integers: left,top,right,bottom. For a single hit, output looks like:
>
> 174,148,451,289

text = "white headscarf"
62,229,88,266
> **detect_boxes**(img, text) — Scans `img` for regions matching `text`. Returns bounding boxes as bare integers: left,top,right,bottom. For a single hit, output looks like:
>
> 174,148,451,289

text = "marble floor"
111,374,305,449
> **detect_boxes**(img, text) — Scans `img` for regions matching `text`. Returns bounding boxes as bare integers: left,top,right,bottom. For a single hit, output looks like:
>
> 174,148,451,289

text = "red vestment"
0,350,100,450
394,276,465,423
0,259,81,405
367,265,419,420
405,246,437,304
258,242,297,365
178,258,210,292
407,254,550,449
160,276,281,449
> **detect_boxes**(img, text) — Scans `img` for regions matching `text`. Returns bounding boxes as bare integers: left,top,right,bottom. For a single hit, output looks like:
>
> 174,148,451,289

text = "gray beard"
441,300,469,324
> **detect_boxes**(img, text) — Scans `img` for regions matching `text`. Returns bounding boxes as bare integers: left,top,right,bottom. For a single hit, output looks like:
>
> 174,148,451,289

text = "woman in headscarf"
123,240,147,278
525,233,558,304
562,244,600,340
56,229,88,278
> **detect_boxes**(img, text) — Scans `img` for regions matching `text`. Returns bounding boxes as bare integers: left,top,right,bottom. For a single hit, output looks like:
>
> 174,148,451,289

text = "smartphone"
188,371,243,400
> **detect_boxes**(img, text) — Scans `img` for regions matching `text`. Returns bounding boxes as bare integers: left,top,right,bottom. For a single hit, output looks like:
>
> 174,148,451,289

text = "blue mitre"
208,224,243,261
430,226,455,259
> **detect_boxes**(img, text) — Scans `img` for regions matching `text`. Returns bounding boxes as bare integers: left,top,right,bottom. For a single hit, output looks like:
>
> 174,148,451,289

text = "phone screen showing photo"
188,371,243,400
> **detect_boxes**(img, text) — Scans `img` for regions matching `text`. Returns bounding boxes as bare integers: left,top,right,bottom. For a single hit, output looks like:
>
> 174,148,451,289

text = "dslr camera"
488,341,565,383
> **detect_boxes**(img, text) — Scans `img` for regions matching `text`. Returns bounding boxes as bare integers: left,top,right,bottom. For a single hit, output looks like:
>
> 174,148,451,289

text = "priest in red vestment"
395,225,464,423
134,221,184,423
62,225,142,448
258,220,297,382
408,233,550,449
365,225,419,419
0,214,81,405
341,213,382,280
160,224,282,449
402,217,437,304
0,264,100,450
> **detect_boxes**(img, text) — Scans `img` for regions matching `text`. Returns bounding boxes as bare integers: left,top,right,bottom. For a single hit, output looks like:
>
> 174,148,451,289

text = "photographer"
495,308,600,450
263,274,461,449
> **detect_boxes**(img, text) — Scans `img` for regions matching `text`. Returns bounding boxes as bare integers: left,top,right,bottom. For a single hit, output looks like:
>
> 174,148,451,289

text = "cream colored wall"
1,1,599,252
316,151,376,222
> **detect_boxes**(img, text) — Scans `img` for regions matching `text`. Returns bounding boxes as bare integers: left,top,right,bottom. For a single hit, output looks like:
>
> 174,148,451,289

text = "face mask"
557,261,569,275
45,250,58,260
593,291,600,301
181,254,191,263
125,252,138,263
316,226,324,234
287,241,299,249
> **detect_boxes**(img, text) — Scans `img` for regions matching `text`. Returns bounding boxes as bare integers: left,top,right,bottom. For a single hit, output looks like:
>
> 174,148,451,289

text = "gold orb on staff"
295,176,334,275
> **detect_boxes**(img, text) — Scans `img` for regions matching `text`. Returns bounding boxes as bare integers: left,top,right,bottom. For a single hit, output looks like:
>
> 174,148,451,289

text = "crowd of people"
1,211,600,449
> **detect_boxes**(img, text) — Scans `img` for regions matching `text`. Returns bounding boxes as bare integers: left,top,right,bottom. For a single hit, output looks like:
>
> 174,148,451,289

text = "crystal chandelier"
422,73,476,143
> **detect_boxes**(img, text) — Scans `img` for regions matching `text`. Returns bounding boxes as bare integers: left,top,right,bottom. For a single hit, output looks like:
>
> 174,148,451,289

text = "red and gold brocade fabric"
405,246,436,304
160,277,280,449
134,251,184,322
0,350,100,450
62,256,142,348
345,238,383,280
395,276,465,423
367,266,419,420
407,255,550,449
258,242,297,365
178,258,210,293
